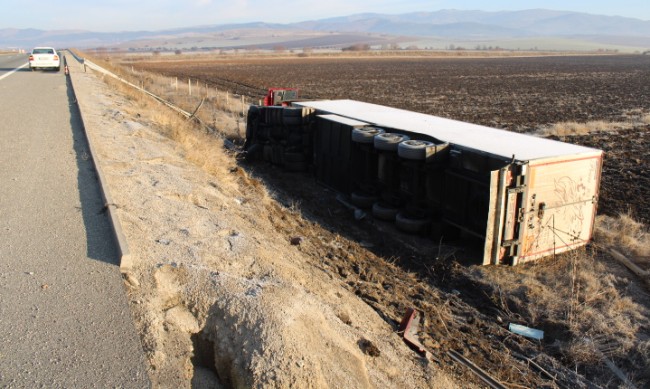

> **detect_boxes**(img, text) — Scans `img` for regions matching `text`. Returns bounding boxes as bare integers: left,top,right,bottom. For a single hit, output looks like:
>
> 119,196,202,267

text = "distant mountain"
294,9,650,37
1,9,649,50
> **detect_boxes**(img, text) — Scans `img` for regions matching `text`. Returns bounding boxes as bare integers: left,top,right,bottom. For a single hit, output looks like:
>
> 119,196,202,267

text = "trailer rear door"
515,153,603,264
483,152,602,265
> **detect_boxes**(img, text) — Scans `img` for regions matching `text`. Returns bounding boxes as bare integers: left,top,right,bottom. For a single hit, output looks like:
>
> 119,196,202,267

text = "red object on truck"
264,88,299,106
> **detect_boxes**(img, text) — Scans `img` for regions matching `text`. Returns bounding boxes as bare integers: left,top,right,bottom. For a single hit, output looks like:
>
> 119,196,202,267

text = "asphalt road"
0,54,150,387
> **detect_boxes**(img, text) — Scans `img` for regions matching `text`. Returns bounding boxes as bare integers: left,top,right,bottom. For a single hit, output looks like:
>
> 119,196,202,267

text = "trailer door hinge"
508,186,525,194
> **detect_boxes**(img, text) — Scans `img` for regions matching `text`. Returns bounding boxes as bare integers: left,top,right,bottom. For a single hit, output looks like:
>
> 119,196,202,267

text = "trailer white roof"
296,100,601,161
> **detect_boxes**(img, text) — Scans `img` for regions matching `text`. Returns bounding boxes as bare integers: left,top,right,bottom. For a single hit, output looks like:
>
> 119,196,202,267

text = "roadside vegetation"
536,111,650,137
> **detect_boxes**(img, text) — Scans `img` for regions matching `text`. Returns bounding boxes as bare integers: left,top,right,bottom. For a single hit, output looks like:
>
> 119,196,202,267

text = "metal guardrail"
65,51,237,148
66,49,84,64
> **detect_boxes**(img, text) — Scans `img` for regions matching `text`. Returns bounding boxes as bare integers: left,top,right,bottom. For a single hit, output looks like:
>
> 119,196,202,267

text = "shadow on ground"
65,72,120,266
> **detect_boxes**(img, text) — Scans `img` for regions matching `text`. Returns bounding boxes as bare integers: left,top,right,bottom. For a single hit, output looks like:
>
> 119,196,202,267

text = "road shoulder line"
0,63,28,81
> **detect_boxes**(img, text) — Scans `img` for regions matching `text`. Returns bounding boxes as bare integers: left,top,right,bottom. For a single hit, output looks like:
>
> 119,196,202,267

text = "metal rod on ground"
607,248,648,278
447,350,507,389
602,354,637,389
188,79,191,96
512,352,566,389
226,92,229,110
241,95,245,117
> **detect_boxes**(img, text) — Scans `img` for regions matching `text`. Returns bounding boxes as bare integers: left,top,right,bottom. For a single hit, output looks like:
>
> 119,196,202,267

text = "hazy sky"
3,0,649,32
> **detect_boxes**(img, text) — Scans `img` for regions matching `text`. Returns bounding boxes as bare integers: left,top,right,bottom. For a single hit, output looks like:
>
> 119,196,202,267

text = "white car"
29,47,61,71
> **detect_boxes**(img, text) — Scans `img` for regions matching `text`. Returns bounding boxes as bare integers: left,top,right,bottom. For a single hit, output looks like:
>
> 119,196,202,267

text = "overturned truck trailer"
245,99,603,265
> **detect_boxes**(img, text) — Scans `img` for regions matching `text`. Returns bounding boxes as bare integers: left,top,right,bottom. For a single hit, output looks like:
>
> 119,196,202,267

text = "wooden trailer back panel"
515,152,603,264
484,152,603,265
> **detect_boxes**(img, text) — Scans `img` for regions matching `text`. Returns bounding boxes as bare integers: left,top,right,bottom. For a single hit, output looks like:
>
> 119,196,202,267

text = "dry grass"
642,113,650,125
76,49,249,142
595,213,650,263
536,111,650,137
536,120,627,137
472,248,649,372
99,70,273,209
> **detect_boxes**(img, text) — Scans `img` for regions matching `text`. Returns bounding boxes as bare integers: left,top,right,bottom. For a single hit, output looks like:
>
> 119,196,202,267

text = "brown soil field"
117,54,650,387
131,55,650,225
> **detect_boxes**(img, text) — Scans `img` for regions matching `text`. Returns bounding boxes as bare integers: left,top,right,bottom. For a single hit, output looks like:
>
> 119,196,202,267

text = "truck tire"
351,191,378,209
372,202,400,221
396,212,431,234
398,140,435,161
352,127,384,143
374,133,410,151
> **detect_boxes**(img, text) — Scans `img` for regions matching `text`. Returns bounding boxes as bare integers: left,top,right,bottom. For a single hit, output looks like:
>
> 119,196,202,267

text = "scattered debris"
290,236,303,246
398,308,431,359
509,323,544,341
336,194,367,221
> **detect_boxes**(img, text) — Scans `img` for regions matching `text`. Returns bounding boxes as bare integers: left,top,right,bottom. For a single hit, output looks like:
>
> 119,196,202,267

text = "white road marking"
0,63,29,81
